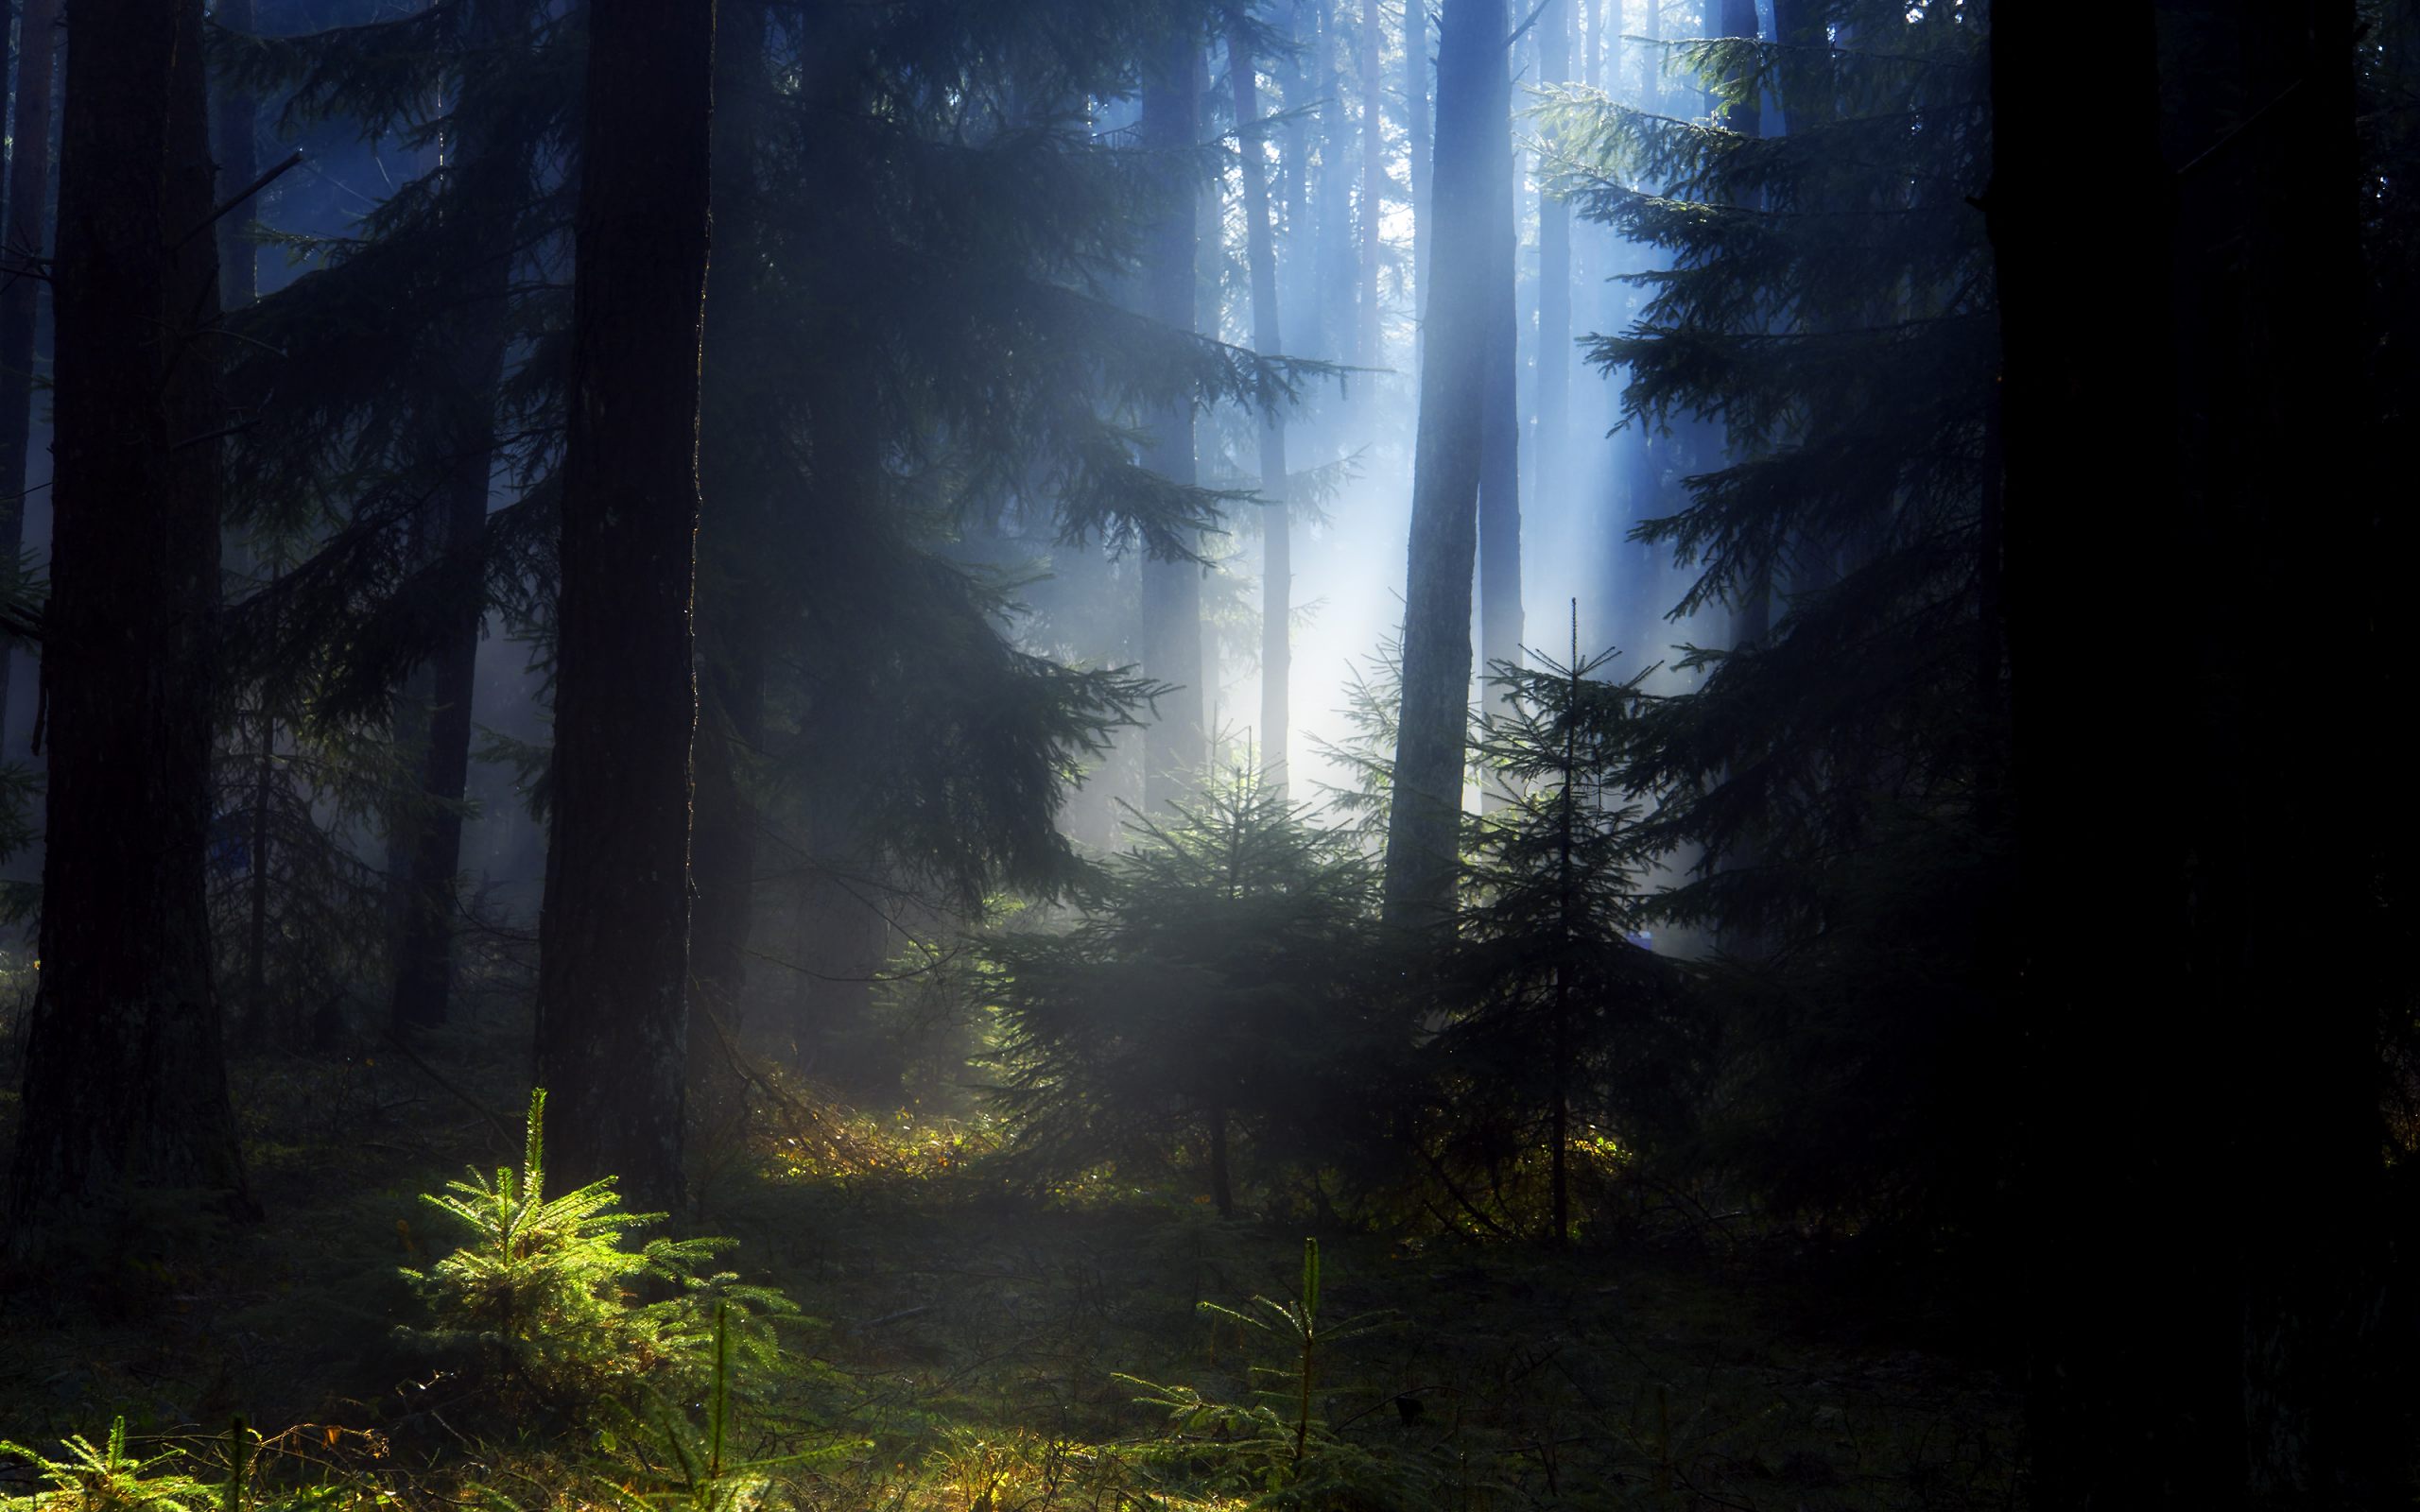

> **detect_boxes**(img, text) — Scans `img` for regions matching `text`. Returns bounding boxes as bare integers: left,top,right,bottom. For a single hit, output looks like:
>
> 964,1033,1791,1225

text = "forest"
0,0,2411,1506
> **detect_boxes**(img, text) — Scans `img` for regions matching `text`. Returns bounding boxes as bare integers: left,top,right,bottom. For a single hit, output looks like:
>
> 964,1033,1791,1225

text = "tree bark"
1232,17,1293,789
1406,0,1430,324
1535,0,1569,503
1358,0,1384,364
212,0,258,310
1140,25,1205,810
0,0,57,730
1476,39,1520,722
390,0,530,1035
8,0,250,1222
1986,4,2220,1503
533,0,716,1214
686,0,771,1100
1382,0,1506,930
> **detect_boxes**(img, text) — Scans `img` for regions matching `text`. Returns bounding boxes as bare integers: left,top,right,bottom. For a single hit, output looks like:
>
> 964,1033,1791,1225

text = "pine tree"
9,0,251,1220
1534,3,2003,1227
532,0,717,1211
0,0,56,728
1231,7,1296,790
1443,613,1689,1244
989,768,1390,1215
1383,0,1508,930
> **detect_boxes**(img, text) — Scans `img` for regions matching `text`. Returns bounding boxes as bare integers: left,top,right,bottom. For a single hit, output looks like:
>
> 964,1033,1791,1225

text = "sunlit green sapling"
400,1089,796,1417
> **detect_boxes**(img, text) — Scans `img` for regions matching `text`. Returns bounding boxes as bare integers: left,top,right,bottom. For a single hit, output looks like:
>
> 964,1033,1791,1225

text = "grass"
0,1022,2018,1511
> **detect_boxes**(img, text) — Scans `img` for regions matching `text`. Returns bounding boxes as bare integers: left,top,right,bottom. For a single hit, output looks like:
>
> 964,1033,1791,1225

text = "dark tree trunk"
1140,26,1205,810
1277,2,1315,350
1314,0,1355,360
1406,0,1430,322
1987,5,2220,1504
1534,0,1569,501
1476,55,1520,718
0,0,57,728
2160,4,2395,1500
1357,0,1384,364
532,0,716,1213
1381,0,1506,930
212,0,258,310
8,0,250,1223
1715,0,1766,650
390,0,529,1036
687,0,772,1104
1232,19,1293,789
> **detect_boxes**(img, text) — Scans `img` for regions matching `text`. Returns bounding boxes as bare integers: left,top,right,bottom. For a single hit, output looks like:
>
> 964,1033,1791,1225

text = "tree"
1382,0,1507,930
1232,9,1295,789
532,0,717,1212
8,0,251,1219
0,0,57,727
990,769,1389,1215
1446,616,1689,1245
1533,0,1571,500
389,0,538,1035
1139,23,1209,810
1535,4,2005,1232
1357,0,1384,363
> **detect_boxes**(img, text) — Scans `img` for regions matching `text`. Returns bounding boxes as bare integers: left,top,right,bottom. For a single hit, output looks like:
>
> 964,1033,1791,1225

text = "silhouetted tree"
9,0,250,1220
1383,0,1508,929
532,0,717,1211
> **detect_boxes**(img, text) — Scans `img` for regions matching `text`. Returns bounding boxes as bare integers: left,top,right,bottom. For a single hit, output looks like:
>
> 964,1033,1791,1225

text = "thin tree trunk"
1535,0,1569,504
1381,0,1506,931
1141,26,1206,809
532,0,716,1213
1207,1104,1234,1217
9,0,250,1223
1406,0,1429,324
687,0,772,1108
213,0,258,310
1476,88,1520,720
391,0,532,1036
0,0,57,730
1357,0,1384,363
1232,19,1292,788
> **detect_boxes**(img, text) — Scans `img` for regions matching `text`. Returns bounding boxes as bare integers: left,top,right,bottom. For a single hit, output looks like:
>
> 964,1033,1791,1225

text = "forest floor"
0,1020,2022,1511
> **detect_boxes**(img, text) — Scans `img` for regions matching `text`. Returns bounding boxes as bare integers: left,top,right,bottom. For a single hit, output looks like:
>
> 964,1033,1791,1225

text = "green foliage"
986,766,1406,1208
1120,1239,1427,1512
1534,2,2008,1237
400,1091,798,1418
0,1418,216,1512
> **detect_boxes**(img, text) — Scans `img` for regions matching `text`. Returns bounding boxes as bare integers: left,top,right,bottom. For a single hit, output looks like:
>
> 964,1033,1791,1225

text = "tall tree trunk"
1406,0,1429,324
1232,16,1292,788
1314,0,1354,360
1534,0,1569,503
1382,0,1506,931
2161,4,2394,1500
1715,0,1765,649
390,0,529,1036
1476,40,1520,722
532,0,716,1213
1277,1,1315,352
1357,0,1384,363
687,0,772,1105
8,0,250,1222
0,0,57,730
1986,5,2220,1503
1140,26,1206,809
212,0,258,310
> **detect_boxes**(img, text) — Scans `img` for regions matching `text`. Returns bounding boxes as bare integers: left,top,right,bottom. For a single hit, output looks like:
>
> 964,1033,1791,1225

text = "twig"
178,149,305,249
